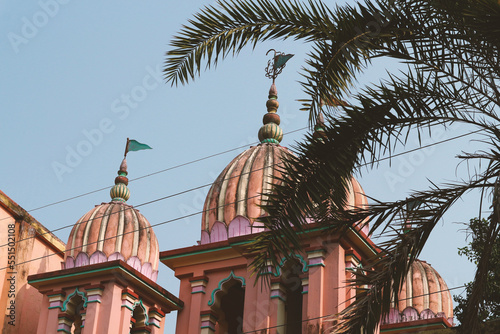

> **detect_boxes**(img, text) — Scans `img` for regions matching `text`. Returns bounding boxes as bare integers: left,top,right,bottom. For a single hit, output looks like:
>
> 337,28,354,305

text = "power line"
0,128,484,249
23,127,309,214
240,285,466,333
0,193,263,271
0,161,286,249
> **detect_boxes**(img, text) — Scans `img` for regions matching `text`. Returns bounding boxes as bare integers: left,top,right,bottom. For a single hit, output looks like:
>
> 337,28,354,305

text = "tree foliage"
454,218,500,324
165,0,500,332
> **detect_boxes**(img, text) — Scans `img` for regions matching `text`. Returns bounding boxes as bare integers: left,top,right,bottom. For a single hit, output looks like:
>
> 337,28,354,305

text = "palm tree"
164,0,500,332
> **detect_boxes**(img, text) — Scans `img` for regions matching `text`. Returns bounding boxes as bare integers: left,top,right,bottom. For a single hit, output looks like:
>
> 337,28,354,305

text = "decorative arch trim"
208,271,246,306
131,299,151,327
274,253,308,277
61,288,88,311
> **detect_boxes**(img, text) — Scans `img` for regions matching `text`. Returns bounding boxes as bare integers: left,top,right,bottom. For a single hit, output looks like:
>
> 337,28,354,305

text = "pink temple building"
1,78,454,333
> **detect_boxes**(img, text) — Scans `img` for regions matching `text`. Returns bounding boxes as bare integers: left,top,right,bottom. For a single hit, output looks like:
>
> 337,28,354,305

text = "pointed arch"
208,271,246,307
274,253,308,277
130,299,150,329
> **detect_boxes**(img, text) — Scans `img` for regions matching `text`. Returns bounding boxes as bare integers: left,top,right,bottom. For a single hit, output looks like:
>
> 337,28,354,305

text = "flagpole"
124,138,130,157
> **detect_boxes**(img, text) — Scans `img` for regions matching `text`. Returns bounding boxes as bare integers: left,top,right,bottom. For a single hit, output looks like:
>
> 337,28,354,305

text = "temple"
1,58,454,333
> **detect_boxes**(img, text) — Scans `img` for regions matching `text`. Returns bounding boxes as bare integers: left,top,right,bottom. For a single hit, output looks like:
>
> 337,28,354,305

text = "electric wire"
0,127,484,249
0,161,286,248
23,127,309,214
1,193,263,271
241,284,466,333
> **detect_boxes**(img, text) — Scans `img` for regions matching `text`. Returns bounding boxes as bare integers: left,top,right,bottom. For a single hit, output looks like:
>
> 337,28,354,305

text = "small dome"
64,202,159,281
63,158,159,282
385,259,453,325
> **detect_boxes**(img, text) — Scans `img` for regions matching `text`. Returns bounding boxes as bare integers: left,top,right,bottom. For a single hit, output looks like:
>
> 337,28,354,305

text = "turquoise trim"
86,300,101,304
130,299,150,327
57,329,71,333
301,291,308,294
308,263,325,268
270,295,286,302
201,326,215,330
274,253,308,277
122,305,134,311
191,291,206,294
29,264,183,310
208,271,246,306
61,288,88,312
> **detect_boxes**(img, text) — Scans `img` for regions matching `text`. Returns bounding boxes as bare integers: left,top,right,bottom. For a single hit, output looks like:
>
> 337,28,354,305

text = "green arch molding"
274,253,309,277
131,299,151,327
208,270,246,306
61,287,88,311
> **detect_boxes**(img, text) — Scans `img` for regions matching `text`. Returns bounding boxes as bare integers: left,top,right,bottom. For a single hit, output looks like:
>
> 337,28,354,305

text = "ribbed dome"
200,143,369,244
399,260,453,318
385,259,454,325
202,143,289,231
64,202,159,282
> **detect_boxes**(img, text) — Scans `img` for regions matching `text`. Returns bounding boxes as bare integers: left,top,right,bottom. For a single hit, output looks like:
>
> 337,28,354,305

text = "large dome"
384,259,454,325
202,142,290,231
64,158,159,282
199,82,368,245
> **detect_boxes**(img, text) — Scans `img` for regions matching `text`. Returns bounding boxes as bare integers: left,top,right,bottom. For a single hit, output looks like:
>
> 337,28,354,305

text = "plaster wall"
0,206,64,333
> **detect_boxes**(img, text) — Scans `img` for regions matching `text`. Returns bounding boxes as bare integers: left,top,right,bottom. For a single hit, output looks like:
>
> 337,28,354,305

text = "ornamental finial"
110,157,130,202
259,50,293,144
313,111,327,142
264,49,294,83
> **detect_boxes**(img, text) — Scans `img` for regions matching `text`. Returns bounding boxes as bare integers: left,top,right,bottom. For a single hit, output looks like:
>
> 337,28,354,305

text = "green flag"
125,139,152,156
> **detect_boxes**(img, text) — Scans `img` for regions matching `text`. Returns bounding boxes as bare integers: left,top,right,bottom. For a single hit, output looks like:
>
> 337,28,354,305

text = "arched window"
130,301,148,333
218,281,245,334
58,289,87,334
279,259,304,334
67,294,84,334
208,271,246,334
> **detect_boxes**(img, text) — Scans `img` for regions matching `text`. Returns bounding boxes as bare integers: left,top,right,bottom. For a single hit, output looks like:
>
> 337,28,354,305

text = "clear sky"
1,0,482,331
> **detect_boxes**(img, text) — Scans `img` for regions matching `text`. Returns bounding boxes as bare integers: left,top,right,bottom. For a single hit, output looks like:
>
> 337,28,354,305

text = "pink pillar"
175,278,192,334
242,266,271,333
148,307,166,334
344,249,361,309
269,279,285,334
200,310,218,334
40,290,66,334
188,276,208,334
301,276,309,334
324,244,345,316
305,246,326,332
82,284,104,333
119,288,138,332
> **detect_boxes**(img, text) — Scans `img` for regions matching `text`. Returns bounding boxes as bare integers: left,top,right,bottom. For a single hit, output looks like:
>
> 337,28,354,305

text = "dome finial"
312,111,326,142
259,50,293,144
109,138,152,202
110,157,130,202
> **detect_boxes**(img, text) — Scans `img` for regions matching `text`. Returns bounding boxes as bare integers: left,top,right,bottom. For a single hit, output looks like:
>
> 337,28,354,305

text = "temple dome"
200,142,368,244
202,142,289,232
63,158,159,282
385,259,454,325
199,81,367,245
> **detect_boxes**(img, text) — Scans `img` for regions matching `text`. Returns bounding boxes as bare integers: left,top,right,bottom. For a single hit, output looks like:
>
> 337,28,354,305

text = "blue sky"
1,0,482,331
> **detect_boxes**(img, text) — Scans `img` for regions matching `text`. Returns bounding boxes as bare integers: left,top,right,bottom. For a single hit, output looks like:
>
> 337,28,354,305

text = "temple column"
269,278,286,334
305,246,326,332
188,276,208,334
82,284,104,333
200,310,218,334
148,307,166,334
